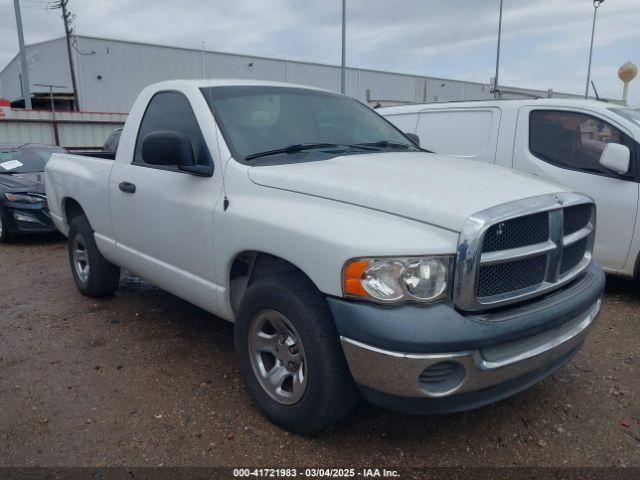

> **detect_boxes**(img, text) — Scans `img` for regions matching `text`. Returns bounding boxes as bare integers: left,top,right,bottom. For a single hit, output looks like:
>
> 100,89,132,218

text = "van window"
529,110,627,177
417,110,495,158
134,91,210,169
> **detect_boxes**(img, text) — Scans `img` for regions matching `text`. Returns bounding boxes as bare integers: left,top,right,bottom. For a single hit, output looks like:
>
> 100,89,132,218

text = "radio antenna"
203,41,230,211
201,41,205,79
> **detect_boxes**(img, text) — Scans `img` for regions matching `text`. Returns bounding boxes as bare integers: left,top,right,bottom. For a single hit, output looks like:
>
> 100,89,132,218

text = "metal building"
0,35,584,113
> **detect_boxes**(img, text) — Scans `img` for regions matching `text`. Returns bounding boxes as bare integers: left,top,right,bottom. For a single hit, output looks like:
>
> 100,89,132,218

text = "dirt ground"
1,234,638,468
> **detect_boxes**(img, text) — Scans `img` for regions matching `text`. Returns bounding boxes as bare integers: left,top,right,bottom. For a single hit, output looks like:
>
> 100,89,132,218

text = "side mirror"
599,143,630,175
142,131,194,167
405,132,420,146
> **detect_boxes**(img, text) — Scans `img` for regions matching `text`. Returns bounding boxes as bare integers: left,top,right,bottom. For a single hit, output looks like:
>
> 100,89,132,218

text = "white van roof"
379,98,621,115
379,99,640,137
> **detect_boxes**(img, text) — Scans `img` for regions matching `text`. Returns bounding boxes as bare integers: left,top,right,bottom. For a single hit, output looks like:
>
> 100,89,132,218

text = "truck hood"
248,152,568,232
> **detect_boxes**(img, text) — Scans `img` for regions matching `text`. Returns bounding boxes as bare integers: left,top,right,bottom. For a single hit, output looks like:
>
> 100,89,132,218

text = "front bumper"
1,201,57,234
329,261,605,414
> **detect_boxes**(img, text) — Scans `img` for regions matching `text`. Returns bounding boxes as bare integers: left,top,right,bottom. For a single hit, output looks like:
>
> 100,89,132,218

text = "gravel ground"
0,235,638,467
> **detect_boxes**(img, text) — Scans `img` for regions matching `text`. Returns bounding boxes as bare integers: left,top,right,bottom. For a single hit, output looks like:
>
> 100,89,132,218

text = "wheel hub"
248,310,308,405
72,234,90,284
275,336,301,372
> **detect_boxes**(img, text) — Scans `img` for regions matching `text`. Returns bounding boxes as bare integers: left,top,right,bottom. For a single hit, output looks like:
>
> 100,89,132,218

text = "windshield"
609,107,640,128
0,145,66,174
201,86,418,161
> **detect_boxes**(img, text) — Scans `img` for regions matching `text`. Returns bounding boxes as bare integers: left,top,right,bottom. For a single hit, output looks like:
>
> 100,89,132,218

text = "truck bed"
45,152,116,238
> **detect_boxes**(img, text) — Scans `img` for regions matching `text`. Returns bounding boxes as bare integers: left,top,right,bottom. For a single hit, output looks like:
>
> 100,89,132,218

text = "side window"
529,110,629,177
133,91,210,168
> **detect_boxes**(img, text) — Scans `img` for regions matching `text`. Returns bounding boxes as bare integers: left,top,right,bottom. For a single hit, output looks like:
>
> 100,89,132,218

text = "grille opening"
563,204,592,236
477,255,547,298
419,361,466,395
561,238,588,275
456,196,595,312
482,212,549,253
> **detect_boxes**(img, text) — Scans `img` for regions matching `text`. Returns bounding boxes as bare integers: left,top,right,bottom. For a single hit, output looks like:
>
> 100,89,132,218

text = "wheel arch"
62,197,86,227
633,248,640,280
228,250,320,315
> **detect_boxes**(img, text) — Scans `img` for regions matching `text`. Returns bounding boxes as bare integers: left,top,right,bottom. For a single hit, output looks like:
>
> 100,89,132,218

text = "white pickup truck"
46,80,604,433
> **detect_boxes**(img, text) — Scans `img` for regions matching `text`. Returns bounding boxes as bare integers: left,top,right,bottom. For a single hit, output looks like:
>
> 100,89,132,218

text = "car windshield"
0,145,66,174
608,107,640,128
201,86,419,161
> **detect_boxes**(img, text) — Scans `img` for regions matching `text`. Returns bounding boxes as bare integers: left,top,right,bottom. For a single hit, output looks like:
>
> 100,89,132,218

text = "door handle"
119,181,136,193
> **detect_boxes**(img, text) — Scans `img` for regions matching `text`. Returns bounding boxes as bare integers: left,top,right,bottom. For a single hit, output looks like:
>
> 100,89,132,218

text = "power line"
0,3,51,9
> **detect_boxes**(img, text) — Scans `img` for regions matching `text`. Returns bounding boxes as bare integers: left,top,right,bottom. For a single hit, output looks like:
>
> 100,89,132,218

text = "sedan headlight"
4,193,44,204
343,256,453,304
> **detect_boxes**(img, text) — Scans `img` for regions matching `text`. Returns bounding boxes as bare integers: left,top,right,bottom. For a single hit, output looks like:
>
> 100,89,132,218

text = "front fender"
214,182,459,317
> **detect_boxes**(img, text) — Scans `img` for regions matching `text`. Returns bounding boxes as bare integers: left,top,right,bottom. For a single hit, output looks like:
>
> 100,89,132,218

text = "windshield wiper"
354,140,416,150
355,140,434,153
244,143,377,161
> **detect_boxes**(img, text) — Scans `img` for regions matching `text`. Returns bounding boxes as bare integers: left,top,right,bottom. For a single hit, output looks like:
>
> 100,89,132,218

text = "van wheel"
68,215,120,297
234,273,359,434
0,209,15,243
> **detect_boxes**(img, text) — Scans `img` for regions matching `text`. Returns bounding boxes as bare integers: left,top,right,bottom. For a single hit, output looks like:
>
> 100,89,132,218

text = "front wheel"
0,209,15,243
234,273,359,434
68,215,120,297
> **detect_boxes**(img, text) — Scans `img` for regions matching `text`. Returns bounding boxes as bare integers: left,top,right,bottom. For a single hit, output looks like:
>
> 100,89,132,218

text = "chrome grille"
560,237,589,275
454,193,595,312
563,204,592,235
477,255,547,298
482,212,549,252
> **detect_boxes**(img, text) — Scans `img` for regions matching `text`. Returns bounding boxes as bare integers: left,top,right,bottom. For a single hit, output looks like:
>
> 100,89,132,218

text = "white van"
381,99,640,279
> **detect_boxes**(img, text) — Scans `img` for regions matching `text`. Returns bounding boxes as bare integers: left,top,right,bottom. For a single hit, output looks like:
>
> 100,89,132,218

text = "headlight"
4,193,44,204
343,256,453,304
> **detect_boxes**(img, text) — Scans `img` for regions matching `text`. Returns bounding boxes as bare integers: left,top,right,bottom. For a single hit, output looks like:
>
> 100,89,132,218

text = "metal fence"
0,108,127,149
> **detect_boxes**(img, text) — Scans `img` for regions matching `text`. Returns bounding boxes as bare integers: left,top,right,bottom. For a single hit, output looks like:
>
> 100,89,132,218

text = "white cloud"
0,0,638,104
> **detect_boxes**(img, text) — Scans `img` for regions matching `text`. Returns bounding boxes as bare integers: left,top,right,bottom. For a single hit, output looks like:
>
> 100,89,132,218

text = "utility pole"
340,0,346,94
34,83,66,145
13,0,32,109
585,0,605,99
49,0,79,110
492,0,503,99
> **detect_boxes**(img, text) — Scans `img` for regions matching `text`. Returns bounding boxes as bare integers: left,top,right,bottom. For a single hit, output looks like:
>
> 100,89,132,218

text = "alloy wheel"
248,309,308,405
72,234,90,283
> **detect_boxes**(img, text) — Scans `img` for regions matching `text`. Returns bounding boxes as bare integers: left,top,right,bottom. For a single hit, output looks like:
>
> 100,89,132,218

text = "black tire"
0,208,15,243
234,273,360,434
68,215,120,297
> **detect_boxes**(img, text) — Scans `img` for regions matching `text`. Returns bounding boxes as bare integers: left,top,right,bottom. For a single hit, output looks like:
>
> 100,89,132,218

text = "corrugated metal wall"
0,38,76,106
0,109,127,148
1,36,584,114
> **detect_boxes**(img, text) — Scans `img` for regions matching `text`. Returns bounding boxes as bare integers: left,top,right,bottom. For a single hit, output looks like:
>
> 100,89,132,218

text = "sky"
0,0,638,105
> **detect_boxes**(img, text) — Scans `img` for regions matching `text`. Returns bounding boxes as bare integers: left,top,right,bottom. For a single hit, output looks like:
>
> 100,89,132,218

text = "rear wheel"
235,273,359,434
68,215,120,297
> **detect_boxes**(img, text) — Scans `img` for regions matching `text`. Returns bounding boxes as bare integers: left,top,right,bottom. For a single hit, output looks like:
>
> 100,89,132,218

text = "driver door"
513,106,638,271
109,91,222,312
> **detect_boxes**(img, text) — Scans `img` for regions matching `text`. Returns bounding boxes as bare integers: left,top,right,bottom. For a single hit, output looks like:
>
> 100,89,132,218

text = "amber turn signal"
343,260,369,297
